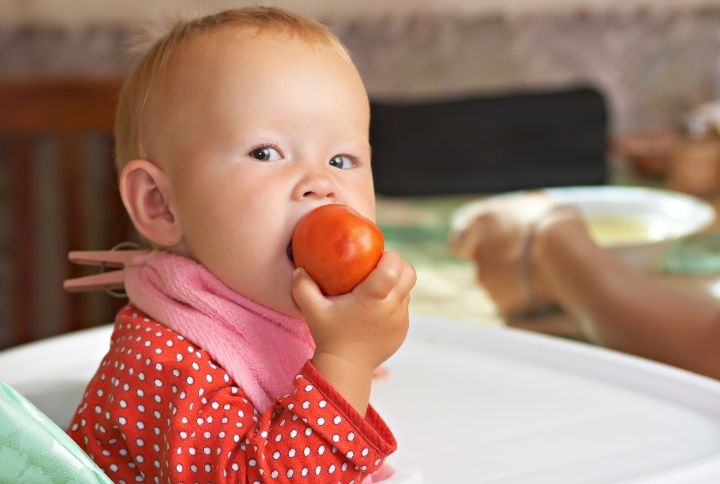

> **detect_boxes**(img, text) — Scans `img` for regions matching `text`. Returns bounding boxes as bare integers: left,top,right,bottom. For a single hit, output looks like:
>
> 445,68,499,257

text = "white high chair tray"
1,314,720,483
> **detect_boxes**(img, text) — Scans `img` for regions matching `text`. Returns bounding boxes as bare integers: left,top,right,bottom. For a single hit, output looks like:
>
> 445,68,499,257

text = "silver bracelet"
518,204,577,308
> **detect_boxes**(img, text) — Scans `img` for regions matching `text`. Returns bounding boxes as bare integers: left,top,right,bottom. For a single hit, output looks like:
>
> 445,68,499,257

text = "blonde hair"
114,6,349,170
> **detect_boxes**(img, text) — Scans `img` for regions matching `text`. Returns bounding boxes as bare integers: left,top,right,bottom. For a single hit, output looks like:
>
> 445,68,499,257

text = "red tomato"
291,204,384,295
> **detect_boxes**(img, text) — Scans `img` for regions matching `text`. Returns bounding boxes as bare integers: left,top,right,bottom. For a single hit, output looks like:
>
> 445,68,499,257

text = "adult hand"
451,193,582,317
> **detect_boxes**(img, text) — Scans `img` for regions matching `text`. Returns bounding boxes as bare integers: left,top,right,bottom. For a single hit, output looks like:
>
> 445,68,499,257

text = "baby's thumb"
291,268,325,314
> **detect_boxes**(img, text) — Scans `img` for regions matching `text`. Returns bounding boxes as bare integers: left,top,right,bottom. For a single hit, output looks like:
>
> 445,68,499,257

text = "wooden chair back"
0,78,135,349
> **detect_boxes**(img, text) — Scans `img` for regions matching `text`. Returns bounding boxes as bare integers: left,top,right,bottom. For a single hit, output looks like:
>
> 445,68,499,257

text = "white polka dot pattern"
67,305,396,483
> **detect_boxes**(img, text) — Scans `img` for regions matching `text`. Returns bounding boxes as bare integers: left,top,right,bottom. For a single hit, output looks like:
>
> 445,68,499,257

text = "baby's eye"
329,154,354,170
249,146,282,162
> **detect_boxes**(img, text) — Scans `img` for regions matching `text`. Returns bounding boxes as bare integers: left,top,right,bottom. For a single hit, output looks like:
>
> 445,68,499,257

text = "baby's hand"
291,251,416,413
293,251,416,369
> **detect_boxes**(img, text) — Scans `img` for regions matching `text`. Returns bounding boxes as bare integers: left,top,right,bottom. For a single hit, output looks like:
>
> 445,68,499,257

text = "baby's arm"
292,251,416,415
169,360,396,482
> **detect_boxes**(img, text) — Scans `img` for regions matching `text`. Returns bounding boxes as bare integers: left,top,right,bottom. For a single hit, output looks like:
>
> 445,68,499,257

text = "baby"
67,6,416,483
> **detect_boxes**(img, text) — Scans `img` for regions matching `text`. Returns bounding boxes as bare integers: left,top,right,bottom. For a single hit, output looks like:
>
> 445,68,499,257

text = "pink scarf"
123,250,315,412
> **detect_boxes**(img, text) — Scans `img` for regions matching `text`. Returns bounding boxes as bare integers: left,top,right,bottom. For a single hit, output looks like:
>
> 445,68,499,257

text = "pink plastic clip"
63,250,150,293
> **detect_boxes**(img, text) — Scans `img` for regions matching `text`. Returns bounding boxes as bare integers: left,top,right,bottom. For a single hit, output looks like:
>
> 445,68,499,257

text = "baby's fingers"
392,260,417,299
356,252,404,299
291,268,327,318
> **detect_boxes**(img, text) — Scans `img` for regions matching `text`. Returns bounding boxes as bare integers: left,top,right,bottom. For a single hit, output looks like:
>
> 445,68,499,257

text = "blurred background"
3,0,720,349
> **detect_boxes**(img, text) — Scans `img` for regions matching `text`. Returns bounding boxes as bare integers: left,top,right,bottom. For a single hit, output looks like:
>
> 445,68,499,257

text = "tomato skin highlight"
292,204,384,295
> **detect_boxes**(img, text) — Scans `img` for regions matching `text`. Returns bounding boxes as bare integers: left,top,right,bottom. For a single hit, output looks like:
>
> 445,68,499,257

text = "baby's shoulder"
112,305,175,340
106,305,232,385
111,305,192,357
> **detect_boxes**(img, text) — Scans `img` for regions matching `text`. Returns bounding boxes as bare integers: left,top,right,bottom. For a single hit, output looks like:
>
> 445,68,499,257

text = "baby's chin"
245,285,304,319
281,301,304,319
205,258,301,318
264,292,304,319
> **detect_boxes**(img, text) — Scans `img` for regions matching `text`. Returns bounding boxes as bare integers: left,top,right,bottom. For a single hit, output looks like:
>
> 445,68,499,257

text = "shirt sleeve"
167,360,396,483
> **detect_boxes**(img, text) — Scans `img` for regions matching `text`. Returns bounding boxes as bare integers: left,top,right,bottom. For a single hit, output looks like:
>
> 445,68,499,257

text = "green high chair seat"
0,379,111,483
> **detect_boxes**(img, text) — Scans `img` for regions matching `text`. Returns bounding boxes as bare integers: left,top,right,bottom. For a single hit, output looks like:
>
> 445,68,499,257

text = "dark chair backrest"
0,78,135,349
369,86,609,196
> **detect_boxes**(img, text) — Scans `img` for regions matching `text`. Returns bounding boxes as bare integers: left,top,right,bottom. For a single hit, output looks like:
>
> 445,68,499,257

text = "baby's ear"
119,159,183,248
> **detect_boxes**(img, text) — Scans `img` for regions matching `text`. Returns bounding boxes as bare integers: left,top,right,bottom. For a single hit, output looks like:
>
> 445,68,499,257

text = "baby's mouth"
286,240,295,264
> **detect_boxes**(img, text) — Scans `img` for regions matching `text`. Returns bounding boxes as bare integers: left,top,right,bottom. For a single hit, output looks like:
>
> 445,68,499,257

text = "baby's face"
149,29,375,317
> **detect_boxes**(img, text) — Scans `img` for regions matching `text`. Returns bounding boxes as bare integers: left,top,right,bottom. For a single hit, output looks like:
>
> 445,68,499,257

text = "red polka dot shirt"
68,306,396,483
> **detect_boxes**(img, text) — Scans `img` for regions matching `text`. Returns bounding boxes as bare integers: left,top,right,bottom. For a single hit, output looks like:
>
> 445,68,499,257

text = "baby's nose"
293,171,337,200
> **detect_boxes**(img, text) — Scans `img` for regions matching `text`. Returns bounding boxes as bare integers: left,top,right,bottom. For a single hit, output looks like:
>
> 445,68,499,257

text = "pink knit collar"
122,250,315,412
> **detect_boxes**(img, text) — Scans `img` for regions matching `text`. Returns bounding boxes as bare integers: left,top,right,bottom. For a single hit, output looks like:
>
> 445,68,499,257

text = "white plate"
450,186,716,269
2,316,720,483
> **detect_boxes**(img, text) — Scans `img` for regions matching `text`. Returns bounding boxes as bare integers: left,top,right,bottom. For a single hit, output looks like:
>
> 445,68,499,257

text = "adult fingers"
451,212,493,259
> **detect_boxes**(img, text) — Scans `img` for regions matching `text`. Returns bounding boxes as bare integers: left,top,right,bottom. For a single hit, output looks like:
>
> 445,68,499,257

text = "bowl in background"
451,186,716,271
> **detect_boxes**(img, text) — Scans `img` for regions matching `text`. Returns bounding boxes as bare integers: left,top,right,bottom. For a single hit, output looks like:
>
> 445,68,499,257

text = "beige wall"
2,0,719,26
2,0,720,133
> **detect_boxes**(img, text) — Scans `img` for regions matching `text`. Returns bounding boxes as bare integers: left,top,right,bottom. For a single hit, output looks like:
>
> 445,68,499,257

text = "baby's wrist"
312,351,375,380
311,351,374,415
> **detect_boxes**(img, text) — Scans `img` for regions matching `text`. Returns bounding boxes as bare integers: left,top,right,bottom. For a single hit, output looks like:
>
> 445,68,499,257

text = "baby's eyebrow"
338,138,371,153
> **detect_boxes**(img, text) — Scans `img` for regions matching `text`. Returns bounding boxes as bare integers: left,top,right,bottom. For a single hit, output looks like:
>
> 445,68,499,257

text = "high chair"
1,312,720,482
0,78,135,349
0,378,111,482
